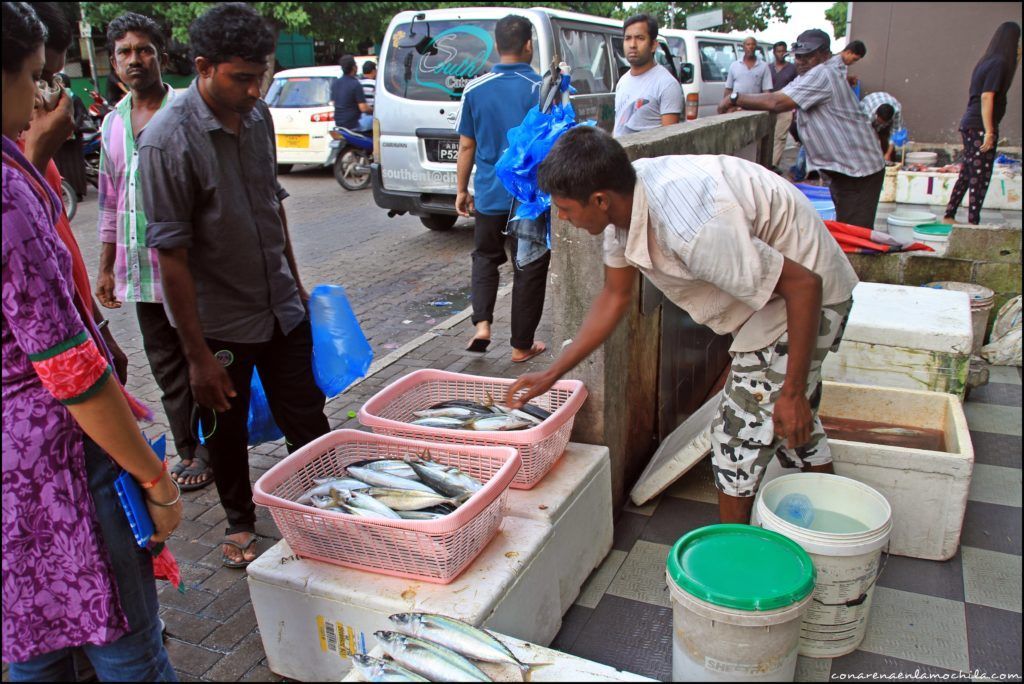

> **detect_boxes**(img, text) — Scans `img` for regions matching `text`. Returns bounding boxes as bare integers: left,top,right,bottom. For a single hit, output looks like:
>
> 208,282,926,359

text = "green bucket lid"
667,524,815,611
913,223,952,236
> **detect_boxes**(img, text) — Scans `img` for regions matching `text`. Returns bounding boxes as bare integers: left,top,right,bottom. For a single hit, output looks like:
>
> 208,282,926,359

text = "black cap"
791,29,830,55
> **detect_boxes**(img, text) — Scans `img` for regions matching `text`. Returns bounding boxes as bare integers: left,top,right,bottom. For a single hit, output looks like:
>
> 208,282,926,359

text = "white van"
266,58,377,171
371,7,680,231
661,29,775,120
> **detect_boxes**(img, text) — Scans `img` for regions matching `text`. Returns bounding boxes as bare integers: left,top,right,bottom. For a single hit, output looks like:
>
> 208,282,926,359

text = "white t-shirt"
613,64,683,138
603,155,859,352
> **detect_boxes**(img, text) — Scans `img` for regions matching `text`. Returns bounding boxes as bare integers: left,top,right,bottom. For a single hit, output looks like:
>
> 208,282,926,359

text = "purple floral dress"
1,135,129,662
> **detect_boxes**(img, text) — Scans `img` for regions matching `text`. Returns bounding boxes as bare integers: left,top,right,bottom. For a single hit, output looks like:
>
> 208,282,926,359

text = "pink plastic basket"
358,369,588,489
252,429,521,584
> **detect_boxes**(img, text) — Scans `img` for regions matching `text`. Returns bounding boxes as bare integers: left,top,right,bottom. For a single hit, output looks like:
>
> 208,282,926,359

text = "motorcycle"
328,127,372,191
81,126,101,189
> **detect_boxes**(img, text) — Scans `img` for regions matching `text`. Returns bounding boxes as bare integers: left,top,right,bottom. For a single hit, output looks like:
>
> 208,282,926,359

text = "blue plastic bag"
247,368,283,446
310,284,373,398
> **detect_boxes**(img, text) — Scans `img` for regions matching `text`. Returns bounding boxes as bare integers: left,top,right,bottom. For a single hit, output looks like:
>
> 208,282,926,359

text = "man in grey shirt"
140,3,329,568
723,29,885,229
613,13,682,137
719,36,773,114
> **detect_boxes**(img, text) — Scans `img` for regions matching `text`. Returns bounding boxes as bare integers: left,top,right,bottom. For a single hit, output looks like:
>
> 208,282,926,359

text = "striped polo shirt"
783,56,883,178
860,91,903,132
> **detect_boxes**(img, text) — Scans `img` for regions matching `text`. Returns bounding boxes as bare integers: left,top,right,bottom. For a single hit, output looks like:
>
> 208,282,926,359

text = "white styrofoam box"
248,516,559,682
505,443,613,612
880,163,900,203
760,382,973,561
822,282,973,396
895,166,1021,210
343,634,656,682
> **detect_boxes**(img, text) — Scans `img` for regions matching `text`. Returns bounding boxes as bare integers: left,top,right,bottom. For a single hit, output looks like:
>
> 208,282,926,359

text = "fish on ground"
374,631,491,682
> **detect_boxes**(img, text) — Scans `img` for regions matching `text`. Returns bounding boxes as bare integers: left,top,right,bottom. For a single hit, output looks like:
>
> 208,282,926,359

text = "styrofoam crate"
760,381,973,561
249,516,560,681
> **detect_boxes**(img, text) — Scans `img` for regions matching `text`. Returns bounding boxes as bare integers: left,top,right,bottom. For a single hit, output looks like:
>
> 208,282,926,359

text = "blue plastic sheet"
247,368,283,446
310,284,373,398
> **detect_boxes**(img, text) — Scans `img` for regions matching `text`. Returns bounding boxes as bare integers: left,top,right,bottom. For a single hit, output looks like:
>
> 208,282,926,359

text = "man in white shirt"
613,13,682,137
507,126,858,524
718,36,772,113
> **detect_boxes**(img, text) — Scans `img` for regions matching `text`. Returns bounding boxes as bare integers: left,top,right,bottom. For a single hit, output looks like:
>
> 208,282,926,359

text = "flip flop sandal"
511,342,546,363
221,534,260,569
171,454,214,492
466,337,491,353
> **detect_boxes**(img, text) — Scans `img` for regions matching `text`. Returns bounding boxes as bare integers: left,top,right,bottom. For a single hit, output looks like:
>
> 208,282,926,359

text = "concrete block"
844,253,902,284
973,261,1023,295
901,255,974,287
945,225,1022,264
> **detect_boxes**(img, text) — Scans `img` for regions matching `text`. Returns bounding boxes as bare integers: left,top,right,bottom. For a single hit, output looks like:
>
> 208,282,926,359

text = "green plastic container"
666,524,816,681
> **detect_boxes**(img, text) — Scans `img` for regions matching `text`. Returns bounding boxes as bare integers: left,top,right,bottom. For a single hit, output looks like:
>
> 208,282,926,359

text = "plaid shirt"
97,85,176,303
860,91,903,132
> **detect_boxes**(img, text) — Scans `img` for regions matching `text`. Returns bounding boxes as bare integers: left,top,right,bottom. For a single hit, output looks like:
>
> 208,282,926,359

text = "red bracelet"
140,460,168,490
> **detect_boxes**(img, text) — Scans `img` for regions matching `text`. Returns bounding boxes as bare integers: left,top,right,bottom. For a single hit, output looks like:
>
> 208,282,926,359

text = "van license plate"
278,134,310,149
434,139,460,163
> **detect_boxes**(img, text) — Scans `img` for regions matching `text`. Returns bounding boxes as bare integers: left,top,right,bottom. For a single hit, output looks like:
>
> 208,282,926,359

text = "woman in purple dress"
2,3,181,679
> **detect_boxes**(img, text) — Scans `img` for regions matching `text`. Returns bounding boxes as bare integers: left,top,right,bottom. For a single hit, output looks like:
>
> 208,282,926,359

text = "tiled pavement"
551,365,1023,682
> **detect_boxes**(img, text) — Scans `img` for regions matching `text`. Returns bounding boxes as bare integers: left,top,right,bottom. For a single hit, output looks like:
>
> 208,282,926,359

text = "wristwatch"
730,92,740,107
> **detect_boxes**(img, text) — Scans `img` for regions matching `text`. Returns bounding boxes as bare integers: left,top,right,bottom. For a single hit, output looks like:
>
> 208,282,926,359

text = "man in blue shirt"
456,15,546,361
331,54,368,130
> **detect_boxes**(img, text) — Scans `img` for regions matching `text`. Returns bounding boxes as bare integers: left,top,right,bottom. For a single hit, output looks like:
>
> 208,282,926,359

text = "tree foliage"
825,2,848,39
612,2,789,32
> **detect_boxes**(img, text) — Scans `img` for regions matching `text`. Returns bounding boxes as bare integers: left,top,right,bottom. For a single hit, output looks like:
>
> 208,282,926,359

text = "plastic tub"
358,369,588,489
912,223,952,252
252,429,521,584
667,525,815,681
794,183,833,201
754,473,892,658
924,281,995,353
905,151,938,166
886,209,936,242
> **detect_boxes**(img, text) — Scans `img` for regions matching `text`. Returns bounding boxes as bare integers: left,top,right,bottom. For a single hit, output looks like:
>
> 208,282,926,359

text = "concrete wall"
549,112,775,508
849,2,1022,146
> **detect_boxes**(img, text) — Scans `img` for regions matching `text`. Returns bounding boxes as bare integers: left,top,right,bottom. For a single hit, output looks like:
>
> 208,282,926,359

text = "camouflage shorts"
711,299,853,498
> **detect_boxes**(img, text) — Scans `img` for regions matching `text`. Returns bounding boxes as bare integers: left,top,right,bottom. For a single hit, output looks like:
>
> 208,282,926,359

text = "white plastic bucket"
886,210,936,243
925,281,996,354
668,578,812,681
754,474,892,658
667,526,815,681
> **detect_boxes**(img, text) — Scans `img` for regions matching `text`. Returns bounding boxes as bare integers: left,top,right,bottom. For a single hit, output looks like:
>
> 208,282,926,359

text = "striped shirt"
860,91,902,132
783,55,883,178
359,77,375,108
603,155,858,352
97,84,176,303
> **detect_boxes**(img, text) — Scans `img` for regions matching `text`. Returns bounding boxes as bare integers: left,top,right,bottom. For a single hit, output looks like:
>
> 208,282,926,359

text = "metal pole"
79,4,100,92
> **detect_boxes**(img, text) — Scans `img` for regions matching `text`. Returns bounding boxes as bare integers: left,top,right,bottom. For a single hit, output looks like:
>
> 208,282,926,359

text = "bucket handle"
811,546,890,608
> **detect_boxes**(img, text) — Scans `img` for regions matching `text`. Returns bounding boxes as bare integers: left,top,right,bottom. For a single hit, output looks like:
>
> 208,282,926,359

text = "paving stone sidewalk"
156,290,553,682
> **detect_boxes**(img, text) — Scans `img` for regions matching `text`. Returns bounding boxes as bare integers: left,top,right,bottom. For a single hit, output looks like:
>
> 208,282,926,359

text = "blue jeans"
8,439,177,682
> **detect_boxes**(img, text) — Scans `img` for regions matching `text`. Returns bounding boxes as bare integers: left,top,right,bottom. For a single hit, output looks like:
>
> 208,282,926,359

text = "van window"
665,36,686,63
558,27,612,95
265,77,334,108
382,19,497,101
698,41,736,82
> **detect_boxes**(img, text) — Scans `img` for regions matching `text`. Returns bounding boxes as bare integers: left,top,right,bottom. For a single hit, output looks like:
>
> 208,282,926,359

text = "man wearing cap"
723,29,885,230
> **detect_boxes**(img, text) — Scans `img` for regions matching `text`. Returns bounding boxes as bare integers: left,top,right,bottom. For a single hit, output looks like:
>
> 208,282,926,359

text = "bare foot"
466,321,491,352
940,216,956,225
511,341,547,363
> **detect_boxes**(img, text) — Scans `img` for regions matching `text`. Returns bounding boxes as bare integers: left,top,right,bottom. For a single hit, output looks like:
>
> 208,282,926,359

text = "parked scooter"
328,127,372,191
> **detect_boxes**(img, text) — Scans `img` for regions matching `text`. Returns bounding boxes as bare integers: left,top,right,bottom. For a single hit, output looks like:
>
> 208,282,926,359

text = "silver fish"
413,407,486,419
298,480,364,504
365,488,459,511
309,494,340,510
311,477,372,490
351,653,428,682
409,461,482,499
396,510,447,520
373,631,491,682
335,489,402,519
466,415,532,432
347,467,440,494
410,416,467,429
389,613,529,672
355,460,421,480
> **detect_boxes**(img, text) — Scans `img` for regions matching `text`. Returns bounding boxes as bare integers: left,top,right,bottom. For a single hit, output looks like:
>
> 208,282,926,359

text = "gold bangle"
147,478,182,507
